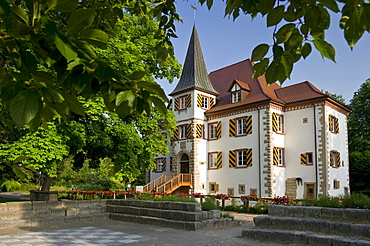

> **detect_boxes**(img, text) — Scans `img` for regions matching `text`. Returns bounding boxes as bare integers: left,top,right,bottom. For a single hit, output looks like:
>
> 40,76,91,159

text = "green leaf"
48,0,78,12
313,39,336,62
11,6,29,24
10,90,41,127
150,96,167,116
116,90,136,107
207,0,213,10
304,6,321,32
281,51,293,78
13,156,30,163
12,166,27,180
137,81,168,101
272,44,284,58
301,43,312,59
284,5,298,22
275,24,295,44
79,29,109,49
258,0,276,16
55,34,78,62
0,0,10,17
319,0,340,13
32,71,56,83
61,92,85,116
251,44,270,61
66,8,95,34
129,71,146,80
252,58,269,78
265,60,287,84
267,5,284,27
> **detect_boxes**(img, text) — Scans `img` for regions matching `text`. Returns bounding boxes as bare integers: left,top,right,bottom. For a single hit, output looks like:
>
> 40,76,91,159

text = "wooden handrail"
143,174,174,191
156,174,192,194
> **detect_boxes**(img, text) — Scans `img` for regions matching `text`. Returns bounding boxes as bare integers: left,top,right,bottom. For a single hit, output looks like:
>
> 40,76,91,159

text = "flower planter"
30,190,58,201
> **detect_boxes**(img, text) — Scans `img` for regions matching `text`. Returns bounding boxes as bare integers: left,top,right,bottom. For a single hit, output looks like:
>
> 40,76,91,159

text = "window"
333,180,340,190
231,83,241,103
329,115,339,133
209,182,219,193
208,153,217,169
155,158,165,172
227,188,234,196
179,96,186,109
250,188,257,196
237,118,247,135
301,152,313,165
238,184,245,194
237,149,247,167
202,96,209,109
273,147,285,166
330,150,341,168
209,123,216,139
179,125,187,139
174,94,191,111
272,113,284,133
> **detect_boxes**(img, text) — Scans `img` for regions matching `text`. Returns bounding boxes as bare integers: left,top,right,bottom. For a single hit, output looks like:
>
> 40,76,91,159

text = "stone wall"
0,200,108,229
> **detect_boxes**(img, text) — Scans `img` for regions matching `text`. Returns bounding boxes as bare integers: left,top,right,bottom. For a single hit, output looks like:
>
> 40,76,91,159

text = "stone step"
109,213,233,231
242,228,370,246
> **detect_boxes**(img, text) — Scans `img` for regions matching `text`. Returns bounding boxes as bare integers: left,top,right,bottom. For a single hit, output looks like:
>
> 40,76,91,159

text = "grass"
0,197,24,203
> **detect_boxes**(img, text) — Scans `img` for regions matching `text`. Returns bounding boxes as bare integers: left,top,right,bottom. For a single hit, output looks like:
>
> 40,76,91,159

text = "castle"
146,25,352,199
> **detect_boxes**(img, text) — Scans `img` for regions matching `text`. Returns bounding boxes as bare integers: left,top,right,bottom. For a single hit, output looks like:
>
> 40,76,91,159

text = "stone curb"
242,228,370,246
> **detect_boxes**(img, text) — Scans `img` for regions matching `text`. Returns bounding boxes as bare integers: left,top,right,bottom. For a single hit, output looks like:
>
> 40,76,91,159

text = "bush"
341,193,370,209
201,197,219,211
249,201,269,214
224,204,246,213
1,180,21,192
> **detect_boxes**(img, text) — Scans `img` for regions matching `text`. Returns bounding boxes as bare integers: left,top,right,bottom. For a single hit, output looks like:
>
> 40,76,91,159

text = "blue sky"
158,1,370,103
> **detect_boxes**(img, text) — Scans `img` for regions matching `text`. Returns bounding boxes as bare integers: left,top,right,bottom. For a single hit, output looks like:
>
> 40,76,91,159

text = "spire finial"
191,5,197,23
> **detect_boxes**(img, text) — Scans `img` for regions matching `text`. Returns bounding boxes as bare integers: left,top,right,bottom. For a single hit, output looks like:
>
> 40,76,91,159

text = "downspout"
312,101,319,197
256,104,262,198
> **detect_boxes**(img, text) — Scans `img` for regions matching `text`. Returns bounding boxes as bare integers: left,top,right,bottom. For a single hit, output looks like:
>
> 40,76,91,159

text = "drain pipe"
312,101,319,197
256,104,262,198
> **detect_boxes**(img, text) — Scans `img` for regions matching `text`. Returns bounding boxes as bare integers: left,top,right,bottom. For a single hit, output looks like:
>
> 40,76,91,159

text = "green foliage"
220,213,234,220
349,151,370,194
249,201,269,214
136,193,197,203
0,0,180,129
201,197,219,211
1,179,21,192
224,204,246,213
322,91,347,105
302,195,342,207
199,0,369,85
301,194,370,209
341,193,370,209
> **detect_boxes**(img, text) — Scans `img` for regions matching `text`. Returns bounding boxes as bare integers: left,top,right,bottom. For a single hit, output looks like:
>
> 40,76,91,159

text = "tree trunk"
41,175,53,192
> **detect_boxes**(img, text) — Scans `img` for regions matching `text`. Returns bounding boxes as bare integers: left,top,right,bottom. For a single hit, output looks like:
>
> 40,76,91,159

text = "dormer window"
231,83,241,103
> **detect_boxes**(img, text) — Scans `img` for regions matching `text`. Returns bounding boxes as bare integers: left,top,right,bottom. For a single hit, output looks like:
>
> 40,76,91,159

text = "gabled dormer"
227,79,251,103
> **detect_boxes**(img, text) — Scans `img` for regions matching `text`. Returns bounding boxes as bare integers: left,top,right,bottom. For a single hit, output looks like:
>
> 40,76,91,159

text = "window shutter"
186,124,193,139
173,127,179,141
215,184,219,192
328,116,333,132
162,158,166,171
229,150,236,167
186,94,192,108
330,151,334,166
216,121,222,139
246,149,252,167
170,157,173,172
337,152,341,166
272,113,278,132
216,152,222,169
196,124,203,138
210,97,215,108
174,97,179,111
197,94,203,107
273,147,279,165
229,119,236,137
301,153,307,165
246,116,252,134
334,118,339,133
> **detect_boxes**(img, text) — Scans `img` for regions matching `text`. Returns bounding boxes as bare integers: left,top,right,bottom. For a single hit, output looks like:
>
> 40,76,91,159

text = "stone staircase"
242,205,370,245
107,199,233,230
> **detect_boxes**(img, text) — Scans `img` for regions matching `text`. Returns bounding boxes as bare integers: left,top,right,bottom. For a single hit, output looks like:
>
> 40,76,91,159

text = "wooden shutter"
162,158,166,171
337,152,341,166
174,97,179,111
210,97,215,108
197,94,203,107
229,150,236,167
273,147,279,165
272,113,278,132
330,151,334,166
246,149,252,167
186,94,192,108
186,124,193,139
215,184,219,192
173,127,179,141
216,121,222,139
216,152,222,169
170,157,173,172
229,119,236,137
301,153,307,165
246,116,252,134
334,117,339,133
328,116,333,132
196,124,203,138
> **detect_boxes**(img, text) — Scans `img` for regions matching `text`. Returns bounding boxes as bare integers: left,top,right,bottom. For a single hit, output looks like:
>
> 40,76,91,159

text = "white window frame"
208,152,217,169
209,123,217,140
277,148,284,166
179,125,187,139
155,158,164,172
179,96,187,110
306,152,313,165
201,96,209,109
237,149,247,167
231,84,241,103
277,115,284,133
237,118,247,135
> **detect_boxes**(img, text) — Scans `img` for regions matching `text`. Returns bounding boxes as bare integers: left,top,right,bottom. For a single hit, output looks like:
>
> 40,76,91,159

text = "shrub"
1,180,21,192
201,197,219,211
224,204,246,213
221,213,234,220
341,193,370,209
249,201,269,214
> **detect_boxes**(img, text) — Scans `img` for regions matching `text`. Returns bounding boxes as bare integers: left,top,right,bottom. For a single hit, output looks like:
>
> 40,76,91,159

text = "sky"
158,0,370,104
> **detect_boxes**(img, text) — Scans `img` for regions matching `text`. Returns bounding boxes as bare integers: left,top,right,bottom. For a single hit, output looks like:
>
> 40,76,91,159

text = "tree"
201,0,370,84
322,90,347,105
0,0,180,129
348,79,370,193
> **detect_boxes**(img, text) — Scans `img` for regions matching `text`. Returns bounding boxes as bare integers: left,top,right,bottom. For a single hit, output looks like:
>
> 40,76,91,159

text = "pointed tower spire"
170,25,218,96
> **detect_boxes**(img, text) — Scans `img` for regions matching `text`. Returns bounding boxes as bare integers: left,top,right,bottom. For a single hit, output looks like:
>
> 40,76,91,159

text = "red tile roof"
274,81,327,103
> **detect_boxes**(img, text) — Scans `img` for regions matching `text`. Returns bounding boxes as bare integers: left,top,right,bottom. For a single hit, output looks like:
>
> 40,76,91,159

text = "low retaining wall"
269,205,370,222
0,200,108,229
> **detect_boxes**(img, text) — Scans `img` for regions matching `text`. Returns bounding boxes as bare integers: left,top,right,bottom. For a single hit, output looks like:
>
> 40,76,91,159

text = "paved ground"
0,215,305,246
0,192,30,200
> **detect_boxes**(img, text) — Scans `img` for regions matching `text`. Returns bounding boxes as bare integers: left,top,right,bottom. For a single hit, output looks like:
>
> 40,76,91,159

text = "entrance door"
305,184,315,198
180,154,189,174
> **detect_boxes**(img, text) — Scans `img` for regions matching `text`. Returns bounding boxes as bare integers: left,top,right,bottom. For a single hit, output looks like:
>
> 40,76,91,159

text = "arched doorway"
180,154,190,174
